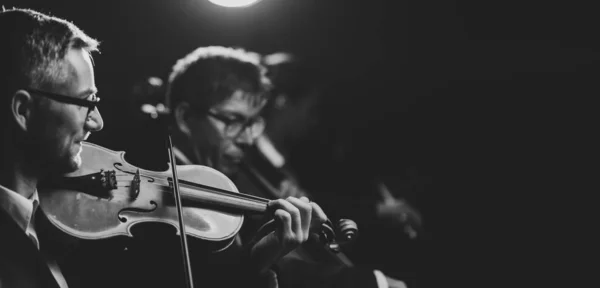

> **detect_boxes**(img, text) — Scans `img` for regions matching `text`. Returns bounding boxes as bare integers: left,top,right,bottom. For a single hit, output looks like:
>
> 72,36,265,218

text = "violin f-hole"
118,200,158,223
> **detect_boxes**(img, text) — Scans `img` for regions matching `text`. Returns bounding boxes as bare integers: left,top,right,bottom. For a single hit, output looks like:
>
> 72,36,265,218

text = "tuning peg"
337,219,358,243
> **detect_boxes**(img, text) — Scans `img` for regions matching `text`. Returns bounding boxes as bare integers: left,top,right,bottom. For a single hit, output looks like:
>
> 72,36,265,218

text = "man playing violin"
0,8,325,288
161,46,336,287
0,8,103,288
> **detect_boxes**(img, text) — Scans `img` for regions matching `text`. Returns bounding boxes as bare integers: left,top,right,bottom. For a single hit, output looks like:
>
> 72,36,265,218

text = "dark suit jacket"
0,210,60,288
34,209,271,288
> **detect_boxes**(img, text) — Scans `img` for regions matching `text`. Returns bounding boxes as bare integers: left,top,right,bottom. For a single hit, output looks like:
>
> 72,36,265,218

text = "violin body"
39,142,245,251
39,141,355,257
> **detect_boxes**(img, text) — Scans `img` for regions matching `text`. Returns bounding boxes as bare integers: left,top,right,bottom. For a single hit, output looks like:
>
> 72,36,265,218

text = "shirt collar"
0,183,39,233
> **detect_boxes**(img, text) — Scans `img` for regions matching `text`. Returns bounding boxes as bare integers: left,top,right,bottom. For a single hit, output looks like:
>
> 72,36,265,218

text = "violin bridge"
131,168,141,200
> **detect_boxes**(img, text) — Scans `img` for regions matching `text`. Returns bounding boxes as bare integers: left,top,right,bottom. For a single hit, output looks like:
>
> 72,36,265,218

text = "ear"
11,90,35,132
174,101,192,136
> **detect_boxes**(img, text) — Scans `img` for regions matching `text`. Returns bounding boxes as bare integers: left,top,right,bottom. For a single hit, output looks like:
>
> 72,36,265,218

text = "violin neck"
175,178,270,214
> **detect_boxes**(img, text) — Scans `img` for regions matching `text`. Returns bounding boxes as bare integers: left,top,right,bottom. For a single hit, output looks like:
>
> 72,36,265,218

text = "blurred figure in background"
240,52,322,200
237,52,412,288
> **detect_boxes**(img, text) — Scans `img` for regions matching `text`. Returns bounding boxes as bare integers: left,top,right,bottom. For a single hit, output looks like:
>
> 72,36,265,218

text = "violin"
38,141,357,254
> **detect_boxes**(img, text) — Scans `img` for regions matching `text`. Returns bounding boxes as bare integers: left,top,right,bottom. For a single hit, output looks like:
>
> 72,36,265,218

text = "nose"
234,128,255,146
85,107,104,132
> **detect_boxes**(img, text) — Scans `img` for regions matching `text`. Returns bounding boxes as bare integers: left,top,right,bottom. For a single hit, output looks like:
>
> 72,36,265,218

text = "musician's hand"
376,182,422,239
385,275,408,288
250,196,327,274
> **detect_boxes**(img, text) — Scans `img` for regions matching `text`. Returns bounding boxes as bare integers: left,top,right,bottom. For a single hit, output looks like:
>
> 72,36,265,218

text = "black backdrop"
3,0,597,286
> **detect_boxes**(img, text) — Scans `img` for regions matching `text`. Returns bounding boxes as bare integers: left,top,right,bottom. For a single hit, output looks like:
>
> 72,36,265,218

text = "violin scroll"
318,219,358,253
337,219,358,243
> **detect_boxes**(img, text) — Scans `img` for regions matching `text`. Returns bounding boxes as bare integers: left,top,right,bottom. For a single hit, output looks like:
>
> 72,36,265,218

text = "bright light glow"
208,0,263,8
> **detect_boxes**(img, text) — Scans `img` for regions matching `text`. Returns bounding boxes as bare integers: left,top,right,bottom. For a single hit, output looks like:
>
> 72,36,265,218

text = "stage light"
208,0,263,8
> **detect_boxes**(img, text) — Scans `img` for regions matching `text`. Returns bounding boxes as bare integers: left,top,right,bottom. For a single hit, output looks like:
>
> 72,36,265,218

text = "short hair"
165,46,272,113
262,52,320,103
0,7,100,118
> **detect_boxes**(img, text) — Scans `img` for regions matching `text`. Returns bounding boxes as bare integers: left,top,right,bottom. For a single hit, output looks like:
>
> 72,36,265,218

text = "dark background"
4,0,597,286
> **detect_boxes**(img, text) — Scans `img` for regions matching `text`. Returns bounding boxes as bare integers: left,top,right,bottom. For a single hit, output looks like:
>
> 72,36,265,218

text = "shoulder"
0,211,52,288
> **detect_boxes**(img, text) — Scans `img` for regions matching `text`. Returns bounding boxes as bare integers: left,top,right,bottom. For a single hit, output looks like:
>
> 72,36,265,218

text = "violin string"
113,181,269,205
113,172,264,203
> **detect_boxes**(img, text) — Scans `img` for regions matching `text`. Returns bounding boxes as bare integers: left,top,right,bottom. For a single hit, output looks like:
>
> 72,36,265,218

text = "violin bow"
167,135,195,288
140,102,194,287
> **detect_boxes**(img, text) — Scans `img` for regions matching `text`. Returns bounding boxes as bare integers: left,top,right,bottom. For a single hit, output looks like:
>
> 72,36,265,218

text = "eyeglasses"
26,88,100,114
207,110,265,139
